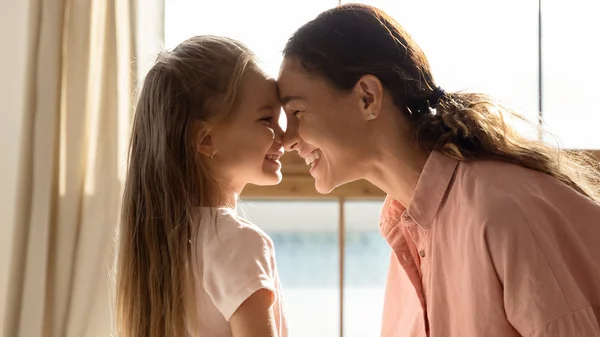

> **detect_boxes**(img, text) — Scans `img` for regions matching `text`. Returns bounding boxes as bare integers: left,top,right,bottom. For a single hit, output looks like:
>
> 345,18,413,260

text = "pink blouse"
380,151,600,337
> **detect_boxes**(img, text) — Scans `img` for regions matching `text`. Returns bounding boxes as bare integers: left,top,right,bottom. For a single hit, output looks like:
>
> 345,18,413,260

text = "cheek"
218,126,270,158
251,126,274,149
243,126,275,154
305,118,350,150
265,125,276,141
297,117,329,143
305,103,358,144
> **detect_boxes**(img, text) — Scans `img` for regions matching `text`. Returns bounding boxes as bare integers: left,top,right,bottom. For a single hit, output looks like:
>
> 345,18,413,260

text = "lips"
303,149,322,169
265,150,284,161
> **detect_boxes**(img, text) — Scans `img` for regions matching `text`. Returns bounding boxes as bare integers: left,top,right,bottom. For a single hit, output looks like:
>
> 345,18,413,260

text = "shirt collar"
380,151,459,232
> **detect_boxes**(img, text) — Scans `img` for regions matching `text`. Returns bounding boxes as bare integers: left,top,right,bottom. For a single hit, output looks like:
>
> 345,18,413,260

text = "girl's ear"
194,122,217,159
197,134,216,158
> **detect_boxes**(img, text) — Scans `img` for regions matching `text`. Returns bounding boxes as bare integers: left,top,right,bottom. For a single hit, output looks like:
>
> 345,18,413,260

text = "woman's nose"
282,115,300,151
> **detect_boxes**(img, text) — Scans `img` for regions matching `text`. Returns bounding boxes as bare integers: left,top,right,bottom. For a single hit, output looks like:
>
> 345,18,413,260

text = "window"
541,0,600,149
344,0,600,149
240,200,341,337
239,199,388,337
343,201,390,337
165,0,337,77
347,0,541,139
167,0,600,149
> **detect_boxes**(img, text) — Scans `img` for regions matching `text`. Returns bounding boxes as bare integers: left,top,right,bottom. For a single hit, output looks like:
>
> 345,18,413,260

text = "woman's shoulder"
457,158,570,202
451,158,598,224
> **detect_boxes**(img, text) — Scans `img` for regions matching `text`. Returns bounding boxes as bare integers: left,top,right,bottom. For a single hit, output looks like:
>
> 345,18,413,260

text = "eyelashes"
259,116,273,126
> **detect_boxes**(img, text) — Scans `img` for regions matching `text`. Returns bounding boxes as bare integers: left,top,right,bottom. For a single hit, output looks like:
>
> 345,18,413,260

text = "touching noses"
282,113,299,151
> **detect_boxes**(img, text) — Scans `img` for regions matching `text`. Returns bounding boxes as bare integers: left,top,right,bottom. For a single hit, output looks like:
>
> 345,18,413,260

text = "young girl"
116,36,288,337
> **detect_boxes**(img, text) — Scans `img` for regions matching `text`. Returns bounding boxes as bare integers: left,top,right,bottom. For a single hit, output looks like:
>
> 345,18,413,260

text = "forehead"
239,68,278,104
277,57,332,105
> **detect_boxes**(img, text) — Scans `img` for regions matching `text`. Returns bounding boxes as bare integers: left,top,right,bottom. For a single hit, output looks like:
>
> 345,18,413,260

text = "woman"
278,4,600,337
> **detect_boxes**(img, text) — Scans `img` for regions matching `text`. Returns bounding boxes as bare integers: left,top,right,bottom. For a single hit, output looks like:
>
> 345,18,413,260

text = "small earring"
368,113,376,120
208,152,215,159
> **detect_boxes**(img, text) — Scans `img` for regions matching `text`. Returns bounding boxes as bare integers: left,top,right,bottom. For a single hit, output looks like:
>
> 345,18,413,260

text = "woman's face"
277,57,378,194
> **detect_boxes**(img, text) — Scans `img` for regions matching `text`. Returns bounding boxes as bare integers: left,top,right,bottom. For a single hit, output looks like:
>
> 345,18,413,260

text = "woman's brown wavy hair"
283,3,600,201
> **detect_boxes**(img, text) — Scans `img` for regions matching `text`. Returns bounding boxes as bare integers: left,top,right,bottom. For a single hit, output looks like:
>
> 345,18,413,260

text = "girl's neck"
219,190,239,209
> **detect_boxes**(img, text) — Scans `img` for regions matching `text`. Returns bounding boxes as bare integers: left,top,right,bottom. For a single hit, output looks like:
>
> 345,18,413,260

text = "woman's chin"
314,167,357,194
314,177,336,194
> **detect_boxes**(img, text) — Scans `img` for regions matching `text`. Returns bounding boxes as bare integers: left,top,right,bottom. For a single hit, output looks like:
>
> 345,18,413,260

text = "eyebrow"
280,95,304,105
258,104,274,111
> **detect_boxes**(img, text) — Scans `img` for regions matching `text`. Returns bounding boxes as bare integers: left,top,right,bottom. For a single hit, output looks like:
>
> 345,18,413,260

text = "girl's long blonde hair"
116,36,257,337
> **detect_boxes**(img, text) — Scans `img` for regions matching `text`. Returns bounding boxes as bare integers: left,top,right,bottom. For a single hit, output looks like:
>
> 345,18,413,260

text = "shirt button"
419,250,426,258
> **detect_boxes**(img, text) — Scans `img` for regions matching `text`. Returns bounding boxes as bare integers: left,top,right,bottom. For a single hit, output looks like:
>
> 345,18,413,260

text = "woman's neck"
365,109,429,208
369,149,428,208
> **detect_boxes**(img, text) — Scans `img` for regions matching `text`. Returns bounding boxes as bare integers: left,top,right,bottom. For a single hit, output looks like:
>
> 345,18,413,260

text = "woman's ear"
354,74,383,121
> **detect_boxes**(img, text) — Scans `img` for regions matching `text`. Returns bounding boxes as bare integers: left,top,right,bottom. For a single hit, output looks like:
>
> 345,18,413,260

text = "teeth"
304,150,321,167
266,154,279,161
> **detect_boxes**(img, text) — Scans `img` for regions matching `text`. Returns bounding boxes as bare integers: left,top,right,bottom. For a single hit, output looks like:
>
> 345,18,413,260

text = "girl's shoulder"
197,207,274,251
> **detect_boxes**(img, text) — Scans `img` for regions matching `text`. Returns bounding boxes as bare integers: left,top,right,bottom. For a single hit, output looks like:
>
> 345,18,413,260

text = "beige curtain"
0,0,163,336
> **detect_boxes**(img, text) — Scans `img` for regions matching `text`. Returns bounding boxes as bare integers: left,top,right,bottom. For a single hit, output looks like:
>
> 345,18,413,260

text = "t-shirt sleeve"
202,223,277,321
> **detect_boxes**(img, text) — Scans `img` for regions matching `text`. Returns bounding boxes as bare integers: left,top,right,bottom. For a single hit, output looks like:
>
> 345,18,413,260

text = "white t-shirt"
189,207,288,337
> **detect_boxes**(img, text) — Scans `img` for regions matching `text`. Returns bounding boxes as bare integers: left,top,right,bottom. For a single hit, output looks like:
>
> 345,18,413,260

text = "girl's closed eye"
258,116,273,126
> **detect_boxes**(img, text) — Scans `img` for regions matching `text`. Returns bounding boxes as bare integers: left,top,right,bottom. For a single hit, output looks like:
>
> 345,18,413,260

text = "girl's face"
207,69,287,194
